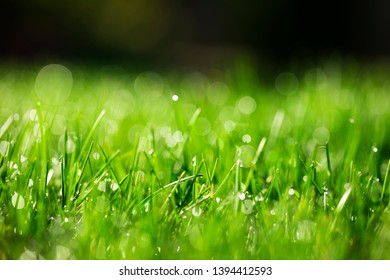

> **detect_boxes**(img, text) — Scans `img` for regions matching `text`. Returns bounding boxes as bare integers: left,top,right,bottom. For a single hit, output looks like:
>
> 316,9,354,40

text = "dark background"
1,0,390,75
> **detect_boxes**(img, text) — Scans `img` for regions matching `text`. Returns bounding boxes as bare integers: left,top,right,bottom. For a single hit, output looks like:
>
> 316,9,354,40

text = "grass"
0,60,389,260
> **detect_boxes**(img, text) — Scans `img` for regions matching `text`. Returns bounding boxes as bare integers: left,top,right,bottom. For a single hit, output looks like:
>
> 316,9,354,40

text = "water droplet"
192,206,202,217
93,152,100,160
172,94,179,101
97,181,106,192
11,193,25,209
110,183,119,191
66,139,76,153
242,134,252,143
216,197,221,203
255,195,264,202
372,146,378,153
29,109,38,121
288,188,295,196
64,217,69,223
28,179,34,187
238,192,246,200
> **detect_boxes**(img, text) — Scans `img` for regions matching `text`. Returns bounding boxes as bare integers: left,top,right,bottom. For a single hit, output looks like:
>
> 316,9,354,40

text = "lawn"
0,61,389,259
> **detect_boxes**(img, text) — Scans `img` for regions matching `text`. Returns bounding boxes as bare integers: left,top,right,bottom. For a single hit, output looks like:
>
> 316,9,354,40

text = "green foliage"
0,62,389,259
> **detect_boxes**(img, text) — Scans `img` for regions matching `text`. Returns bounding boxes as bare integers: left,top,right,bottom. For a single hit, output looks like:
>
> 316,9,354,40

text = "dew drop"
192,206,202,217
11,193,25,209
172,94,179,101
93,152,100,160
238,192,246,200
97,181,106,192
29,109,38,121
110,183,119,191
288,188,295,196
242,134,252,143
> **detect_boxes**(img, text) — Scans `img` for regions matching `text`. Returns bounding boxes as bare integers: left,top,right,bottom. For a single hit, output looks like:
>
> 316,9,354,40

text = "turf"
0,61,389,259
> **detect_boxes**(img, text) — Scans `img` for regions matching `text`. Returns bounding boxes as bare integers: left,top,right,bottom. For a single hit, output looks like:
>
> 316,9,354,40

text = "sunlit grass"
0,61,389,259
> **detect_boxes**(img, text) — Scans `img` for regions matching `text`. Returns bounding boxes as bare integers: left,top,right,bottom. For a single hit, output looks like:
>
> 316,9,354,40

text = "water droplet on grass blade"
110,183,119,191
97,181,106,192
192,206,202,217
11,192,25,209
29,109,38,121
66,139,76,153
242,134,252,143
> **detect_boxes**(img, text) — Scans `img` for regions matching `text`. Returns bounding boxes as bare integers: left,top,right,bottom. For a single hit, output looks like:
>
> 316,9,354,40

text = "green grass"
0,61,390,260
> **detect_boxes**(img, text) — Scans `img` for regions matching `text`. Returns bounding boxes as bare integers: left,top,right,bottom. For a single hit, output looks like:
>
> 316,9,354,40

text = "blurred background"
1,0,390,78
